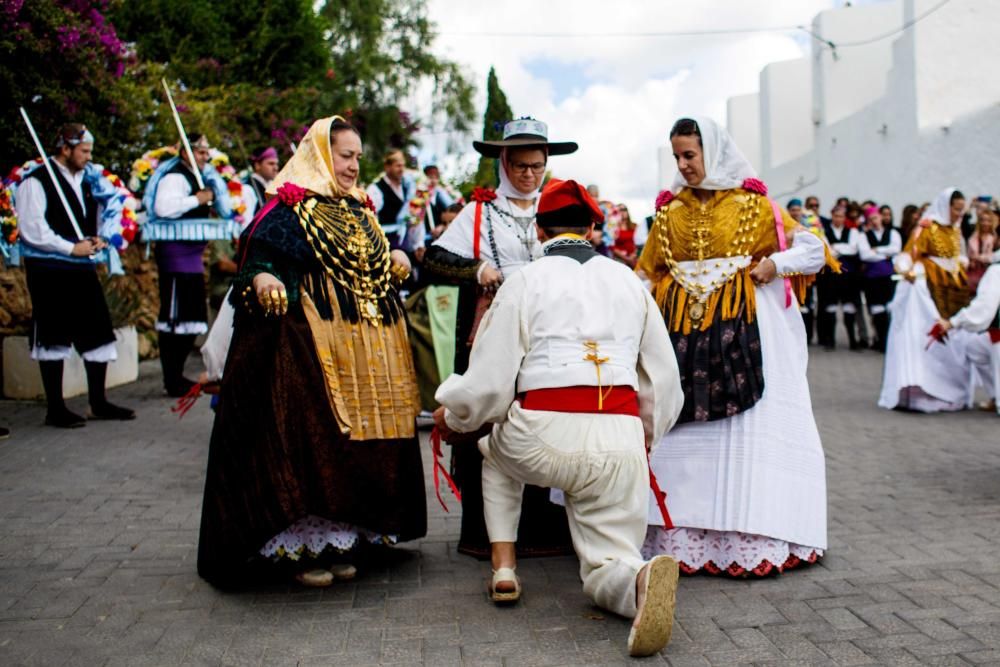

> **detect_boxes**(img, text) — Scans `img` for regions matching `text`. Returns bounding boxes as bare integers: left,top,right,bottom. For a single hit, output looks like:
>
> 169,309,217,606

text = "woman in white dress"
639,117,833,576
879,188,975,412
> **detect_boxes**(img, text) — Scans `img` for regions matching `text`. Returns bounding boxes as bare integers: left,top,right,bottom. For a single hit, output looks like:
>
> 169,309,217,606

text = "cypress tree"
474,67,514,188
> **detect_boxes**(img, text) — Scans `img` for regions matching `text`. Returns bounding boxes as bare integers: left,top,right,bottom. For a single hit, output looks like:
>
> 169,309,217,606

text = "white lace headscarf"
496,147,546,200
923,187,960,226
670,116,757,192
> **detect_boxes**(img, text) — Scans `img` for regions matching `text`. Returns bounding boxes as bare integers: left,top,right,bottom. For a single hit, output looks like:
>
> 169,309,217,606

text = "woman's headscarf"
670,115,757,192
923,187,959,226
496,147,545,200
267,115,366,201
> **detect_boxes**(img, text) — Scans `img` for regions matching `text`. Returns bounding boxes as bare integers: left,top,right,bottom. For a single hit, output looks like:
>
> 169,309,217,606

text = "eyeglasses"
510,162,546,175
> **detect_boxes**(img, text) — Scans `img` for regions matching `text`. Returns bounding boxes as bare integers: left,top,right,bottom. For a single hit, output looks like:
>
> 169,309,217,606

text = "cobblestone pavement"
1,346,999,666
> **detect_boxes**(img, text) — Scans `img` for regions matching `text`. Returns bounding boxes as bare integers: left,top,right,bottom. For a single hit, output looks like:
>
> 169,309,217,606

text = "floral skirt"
260,515,397,562
642,527,822,577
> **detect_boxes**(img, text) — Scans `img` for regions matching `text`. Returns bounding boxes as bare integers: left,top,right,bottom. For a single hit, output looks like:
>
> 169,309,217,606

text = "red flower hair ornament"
655,190,674,210
277,182,308,205
741,178,768,196
471,187,497,203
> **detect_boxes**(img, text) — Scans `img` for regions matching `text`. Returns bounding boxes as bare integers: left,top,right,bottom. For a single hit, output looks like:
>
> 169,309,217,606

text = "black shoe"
165,378,197,398
0,427,9,440
45,409,87,429
88,402,137,421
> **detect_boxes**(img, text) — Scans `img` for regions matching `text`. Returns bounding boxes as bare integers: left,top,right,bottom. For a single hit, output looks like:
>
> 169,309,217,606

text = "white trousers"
480,402,649,618
967,335,1000,413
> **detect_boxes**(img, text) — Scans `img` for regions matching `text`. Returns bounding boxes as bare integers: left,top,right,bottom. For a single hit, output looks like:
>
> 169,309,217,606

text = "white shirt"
857,227,902,262
827,225,859,258
951,263,1000,332
433,195,541,276
366,177,404,213
154,166,203,219
17,160,88,255
436,247,684,448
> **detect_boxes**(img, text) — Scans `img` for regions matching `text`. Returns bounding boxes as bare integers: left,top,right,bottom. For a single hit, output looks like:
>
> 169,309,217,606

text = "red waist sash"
990,328,1000,344
519,386,639,416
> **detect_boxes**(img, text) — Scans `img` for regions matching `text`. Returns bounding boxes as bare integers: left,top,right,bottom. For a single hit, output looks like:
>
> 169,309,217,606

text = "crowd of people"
5,111,999,656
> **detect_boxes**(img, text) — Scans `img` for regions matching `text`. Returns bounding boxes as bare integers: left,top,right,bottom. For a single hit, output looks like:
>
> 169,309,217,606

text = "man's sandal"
489,567,521,604
628,555,679,657
329,563,357,581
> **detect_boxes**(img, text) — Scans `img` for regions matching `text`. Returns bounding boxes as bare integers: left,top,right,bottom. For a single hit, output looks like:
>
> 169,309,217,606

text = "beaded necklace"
296,197,395,325
655,191,763,325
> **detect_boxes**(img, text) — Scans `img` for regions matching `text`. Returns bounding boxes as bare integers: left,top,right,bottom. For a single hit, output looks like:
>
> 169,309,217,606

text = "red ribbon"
171,382,204,419
429,427,462,512
647,453,673,529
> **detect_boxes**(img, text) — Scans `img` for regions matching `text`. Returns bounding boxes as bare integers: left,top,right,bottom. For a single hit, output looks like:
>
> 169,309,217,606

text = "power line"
439,0,954,48
824,0,953,47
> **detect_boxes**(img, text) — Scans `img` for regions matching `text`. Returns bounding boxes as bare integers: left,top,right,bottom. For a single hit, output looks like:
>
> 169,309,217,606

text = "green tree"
110,0,475,183
473,67,514,189
0,0,133,174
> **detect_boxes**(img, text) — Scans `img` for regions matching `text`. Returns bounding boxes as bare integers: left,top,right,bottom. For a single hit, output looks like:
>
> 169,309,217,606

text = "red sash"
519,386,639,416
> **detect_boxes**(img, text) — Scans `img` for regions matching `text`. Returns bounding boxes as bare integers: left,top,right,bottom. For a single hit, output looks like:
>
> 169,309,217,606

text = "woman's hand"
252,272,288,316
389,249,411,284
478,263,502,290
750,258,777,285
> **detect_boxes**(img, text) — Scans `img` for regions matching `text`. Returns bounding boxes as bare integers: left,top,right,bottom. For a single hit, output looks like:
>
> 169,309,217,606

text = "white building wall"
727,93,761,173
759,58,813,170
758,0,1000,216
812,1,902,127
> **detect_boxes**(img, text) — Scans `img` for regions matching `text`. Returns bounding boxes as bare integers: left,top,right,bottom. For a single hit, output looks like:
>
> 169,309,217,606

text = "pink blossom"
277,182,308,206
741,178,768,196
655,190,674,210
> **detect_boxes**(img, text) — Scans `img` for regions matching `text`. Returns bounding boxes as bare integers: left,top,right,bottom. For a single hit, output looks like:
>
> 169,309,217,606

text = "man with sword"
146,124,231,396
16,122,136,427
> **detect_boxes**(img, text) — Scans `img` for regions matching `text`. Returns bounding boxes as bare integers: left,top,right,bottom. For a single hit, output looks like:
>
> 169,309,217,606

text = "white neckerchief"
670,115,756,193
496,148,542,201
924,187,958,226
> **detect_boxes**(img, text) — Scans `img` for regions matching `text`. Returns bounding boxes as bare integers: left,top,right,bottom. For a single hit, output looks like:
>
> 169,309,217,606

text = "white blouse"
433,194,541,277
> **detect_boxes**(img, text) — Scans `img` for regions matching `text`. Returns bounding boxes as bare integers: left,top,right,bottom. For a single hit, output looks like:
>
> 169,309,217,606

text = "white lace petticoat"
642,526,822,576
260,514,398,561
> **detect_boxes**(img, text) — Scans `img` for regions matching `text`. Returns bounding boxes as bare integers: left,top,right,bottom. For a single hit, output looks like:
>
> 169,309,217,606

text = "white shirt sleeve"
637,289,683,450
432,202,480,261
435,274,528,432
242,184,259,225
951,264,1000,332
366,183,384,213
831,228,858,257
16,177,76,255
879,229,902,257
769,227,827,276
154,173,201,219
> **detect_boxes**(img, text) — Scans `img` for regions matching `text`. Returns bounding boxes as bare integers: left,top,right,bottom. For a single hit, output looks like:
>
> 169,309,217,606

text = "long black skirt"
197,305,427,589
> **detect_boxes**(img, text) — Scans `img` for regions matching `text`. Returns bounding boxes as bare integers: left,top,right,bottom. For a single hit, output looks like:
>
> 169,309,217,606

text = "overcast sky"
414,0,861,219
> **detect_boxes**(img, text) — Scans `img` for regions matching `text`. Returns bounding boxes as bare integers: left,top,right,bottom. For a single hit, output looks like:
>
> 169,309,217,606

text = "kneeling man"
434,179,684,656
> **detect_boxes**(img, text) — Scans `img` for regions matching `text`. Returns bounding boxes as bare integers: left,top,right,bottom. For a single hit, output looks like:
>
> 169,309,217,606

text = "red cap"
537,179,604,223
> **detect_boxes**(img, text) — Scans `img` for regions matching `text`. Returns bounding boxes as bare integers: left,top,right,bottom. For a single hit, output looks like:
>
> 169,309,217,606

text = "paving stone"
1,349,999,664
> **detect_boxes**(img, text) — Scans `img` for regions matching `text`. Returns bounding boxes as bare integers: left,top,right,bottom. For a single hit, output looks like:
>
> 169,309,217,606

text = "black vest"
865,228,893,248
246,174,267,206
167,161,212,219
25,161,98,242
375,178,404,228
825,225,858,257
428,190,448,231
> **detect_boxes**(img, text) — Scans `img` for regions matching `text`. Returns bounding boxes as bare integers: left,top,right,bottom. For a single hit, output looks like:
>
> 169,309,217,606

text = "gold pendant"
688,300,706,324
364,300,380,322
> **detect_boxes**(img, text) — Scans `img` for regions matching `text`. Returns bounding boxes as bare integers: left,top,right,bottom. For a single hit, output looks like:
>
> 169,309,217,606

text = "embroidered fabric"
642,526,822,576
259,514,398,561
